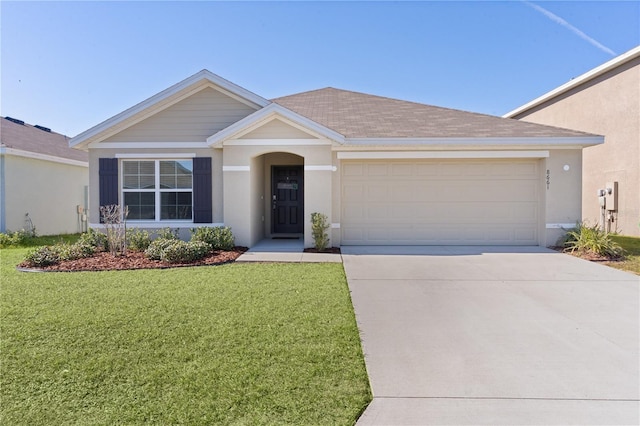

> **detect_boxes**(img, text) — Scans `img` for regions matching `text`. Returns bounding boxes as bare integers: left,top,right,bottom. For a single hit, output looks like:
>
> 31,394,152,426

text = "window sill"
89,221,224,228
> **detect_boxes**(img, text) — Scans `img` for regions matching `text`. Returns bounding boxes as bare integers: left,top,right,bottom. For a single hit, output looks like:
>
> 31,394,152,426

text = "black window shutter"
193,157,212,223
99,158,118,209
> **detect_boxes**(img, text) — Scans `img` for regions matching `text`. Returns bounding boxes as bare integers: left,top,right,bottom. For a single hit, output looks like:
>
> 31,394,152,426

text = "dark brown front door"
272,166,304,234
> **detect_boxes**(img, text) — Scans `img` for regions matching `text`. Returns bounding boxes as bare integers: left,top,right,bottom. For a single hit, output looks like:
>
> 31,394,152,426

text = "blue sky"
1,1,638,137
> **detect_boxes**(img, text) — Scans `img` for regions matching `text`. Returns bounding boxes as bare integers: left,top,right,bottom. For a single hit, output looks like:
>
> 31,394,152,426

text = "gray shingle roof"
273,87,595,139
1,117,88,162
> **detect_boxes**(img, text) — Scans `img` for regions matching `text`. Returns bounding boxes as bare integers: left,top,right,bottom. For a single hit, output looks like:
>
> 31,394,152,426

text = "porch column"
222,163,251,247
304,165,334,248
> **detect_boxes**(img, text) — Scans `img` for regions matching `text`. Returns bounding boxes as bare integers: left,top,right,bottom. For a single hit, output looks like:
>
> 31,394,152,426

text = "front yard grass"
608,235,640,275
1,248,371,425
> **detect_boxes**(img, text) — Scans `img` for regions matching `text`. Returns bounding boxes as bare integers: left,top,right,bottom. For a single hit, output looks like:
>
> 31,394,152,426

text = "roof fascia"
69,70,270,149
0,146,88,167
342,136,604,148
207,103,346,147
504,45,640,118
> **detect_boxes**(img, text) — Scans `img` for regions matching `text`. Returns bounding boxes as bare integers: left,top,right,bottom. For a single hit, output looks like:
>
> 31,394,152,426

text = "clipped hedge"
144,239,177,261
190,226,235,250
160,240,211,264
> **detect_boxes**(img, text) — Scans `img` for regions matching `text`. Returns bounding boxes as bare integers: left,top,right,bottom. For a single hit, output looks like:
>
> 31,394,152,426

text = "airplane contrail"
523,1,617,57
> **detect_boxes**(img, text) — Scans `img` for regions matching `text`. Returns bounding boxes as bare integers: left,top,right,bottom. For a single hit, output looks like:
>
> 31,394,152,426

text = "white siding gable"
104,87,258,143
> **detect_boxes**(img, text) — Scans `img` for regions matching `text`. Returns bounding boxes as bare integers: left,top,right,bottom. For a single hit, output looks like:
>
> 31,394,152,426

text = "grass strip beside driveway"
1,249,371,425
609,235,640,275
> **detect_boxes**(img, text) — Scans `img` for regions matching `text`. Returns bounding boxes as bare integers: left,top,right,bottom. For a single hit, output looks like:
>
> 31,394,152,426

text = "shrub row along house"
1,117,88,235
67,70,602,249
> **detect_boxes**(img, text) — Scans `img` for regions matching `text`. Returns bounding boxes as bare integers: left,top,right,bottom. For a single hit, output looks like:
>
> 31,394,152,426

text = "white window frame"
121,159,194,222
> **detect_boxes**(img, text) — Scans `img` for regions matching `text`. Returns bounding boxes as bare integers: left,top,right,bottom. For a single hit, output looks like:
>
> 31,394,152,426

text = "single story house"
1,117,89,235
504,45,640,237
69,70,602,248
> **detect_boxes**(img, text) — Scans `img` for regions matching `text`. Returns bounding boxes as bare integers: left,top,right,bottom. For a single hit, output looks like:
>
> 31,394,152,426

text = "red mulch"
18,247,248,272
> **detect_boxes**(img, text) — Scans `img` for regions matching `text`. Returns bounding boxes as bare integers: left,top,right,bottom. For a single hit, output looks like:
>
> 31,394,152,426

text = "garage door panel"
342,159,540,245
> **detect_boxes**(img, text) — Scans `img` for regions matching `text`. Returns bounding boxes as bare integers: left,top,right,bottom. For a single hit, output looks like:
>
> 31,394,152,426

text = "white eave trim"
504,45,640,118
342,136,603,148
0,146,88,167
207,103,346,147
69,69,270,149
88,142,210,149
337,150,550,160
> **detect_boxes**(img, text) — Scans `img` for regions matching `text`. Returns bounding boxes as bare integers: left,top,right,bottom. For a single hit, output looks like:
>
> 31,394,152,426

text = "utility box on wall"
605,181,618,212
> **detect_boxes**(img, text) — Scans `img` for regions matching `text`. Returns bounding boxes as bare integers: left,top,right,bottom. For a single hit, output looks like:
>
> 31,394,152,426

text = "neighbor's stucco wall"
3,155,88,235
513,57,640,236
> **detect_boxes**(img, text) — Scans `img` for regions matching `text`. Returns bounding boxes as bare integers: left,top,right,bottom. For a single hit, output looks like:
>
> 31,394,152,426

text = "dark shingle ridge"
273,87,597,139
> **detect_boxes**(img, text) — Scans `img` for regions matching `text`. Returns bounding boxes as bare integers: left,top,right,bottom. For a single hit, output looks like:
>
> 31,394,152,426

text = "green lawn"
608,235,640,275
1,248,371,425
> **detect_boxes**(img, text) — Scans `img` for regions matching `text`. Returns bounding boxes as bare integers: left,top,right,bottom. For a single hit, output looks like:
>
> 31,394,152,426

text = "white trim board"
89,142,210,149
225,139,331,146
504,46,640,118
0,147,88,167
546,223,577,229
115,153,196,159
337,150,550,160
90,222,225,229
304,165,336,171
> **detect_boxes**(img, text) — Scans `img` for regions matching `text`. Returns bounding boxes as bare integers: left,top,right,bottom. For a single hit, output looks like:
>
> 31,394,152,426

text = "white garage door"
341,159,541,245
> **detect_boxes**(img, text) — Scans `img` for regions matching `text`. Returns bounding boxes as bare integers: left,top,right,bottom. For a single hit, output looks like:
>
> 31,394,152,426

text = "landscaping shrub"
0,229,36,248
160,240,211,263
78,229,108,251
311,212,330,251
145,238,177,261
56,243,95,261
561,222,624,258
126,228,151,251
23,242,95,267
156,227,180,240
190,226,235,250
23,246,60,267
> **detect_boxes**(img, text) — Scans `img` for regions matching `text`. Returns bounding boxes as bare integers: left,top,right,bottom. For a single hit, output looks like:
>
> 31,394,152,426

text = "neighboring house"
505,46,640,237
0,117,89,235
69,70,602,248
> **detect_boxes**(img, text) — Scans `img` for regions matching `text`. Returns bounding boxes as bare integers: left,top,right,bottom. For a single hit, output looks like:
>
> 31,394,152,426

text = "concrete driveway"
342,246,639,425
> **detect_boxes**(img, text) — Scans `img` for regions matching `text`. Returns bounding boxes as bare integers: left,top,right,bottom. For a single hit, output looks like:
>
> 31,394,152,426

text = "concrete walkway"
236,238,342,263
342,246,640,425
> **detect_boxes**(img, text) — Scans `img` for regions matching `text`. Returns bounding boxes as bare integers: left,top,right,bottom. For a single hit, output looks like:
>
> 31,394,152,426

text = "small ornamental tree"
100,204,129,256
311,212,330,251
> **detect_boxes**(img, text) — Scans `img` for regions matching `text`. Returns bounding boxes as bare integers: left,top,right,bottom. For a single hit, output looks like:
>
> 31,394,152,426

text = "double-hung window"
122,160,193,221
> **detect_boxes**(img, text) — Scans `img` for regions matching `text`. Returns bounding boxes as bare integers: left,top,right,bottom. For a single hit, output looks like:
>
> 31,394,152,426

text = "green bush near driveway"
1,248,371,425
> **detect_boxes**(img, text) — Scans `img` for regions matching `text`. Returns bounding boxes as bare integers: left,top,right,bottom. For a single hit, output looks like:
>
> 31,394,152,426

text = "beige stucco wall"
222,143,334,247
3,155,88,235
513,57,640,236
544,150,583,246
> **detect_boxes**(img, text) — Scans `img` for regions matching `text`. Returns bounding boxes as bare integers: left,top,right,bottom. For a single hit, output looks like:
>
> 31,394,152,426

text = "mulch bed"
303,247,341,254
18,247,248,272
